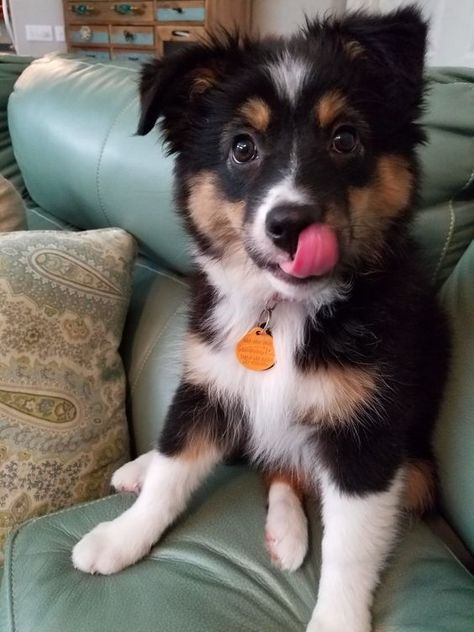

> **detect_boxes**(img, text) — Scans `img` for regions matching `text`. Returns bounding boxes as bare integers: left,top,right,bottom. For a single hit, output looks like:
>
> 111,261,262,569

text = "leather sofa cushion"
412,69,474,288
436,240,474,552
0,55,32,195
122,261,187,454
8,55,190,276
1,467,472,632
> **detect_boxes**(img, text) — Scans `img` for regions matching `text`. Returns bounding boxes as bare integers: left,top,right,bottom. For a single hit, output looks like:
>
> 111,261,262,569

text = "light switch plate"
55,25,65,42
25,25,54,42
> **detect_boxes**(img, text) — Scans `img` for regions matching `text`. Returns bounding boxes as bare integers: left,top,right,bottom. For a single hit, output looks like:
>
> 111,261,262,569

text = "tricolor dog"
73,8,450,631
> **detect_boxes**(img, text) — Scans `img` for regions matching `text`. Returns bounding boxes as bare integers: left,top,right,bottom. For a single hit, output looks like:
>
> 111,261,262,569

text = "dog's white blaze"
72,449,220,575
306,470,404,632
252,174,309,257
268,50,311,105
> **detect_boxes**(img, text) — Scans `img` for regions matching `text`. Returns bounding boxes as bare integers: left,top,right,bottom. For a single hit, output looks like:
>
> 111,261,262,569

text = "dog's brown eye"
232,135,258,163
331,126,359,154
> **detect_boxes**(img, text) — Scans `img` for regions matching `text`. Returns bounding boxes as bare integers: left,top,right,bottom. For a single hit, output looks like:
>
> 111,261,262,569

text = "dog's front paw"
111,452,154,494
306,609,370,632
72,520,149,575
265,494,308,572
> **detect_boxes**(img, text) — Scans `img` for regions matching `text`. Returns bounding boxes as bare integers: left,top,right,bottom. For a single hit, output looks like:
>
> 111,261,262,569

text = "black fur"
139,7,450,501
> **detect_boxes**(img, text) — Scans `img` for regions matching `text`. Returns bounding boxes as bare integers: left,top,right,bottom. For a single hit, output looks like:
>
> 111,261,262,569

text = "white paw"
111,451,154,494
72,520,150,575
265,493,308,572
306,609,370,632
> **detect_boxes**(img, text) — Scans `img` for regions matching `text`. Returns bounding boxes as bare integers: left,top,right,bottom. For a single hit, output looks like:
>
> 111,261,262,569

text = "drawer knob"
79,25,93,41
71,4,98,16
114,3,144,15
124,30,135,42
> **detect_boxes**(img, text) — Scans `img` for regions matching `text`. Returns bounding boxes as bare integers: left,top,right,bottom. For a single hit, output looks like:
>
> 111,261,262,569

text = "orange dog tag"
235,327,276,371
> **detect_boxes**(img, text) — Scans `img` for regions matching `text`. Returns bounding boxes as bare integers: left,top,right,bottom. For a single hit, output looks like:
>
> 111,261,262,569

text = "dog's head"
138,7,427,302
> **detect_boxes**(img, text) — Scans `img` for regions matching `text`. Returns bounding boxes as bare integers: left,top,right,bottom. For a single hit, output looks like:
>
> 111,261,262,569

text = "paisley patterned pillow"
0,228,136,561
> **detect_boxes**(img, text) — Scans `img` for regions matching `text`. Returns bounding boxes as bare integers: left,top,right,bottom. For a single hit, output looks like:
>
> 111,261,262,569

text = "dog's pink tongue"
280,224,339,278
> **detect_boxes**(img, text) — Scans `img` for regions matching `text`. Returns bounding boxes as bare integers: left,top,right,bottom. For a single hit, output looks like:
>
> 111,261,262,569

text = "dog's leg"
306,470,403,632
72,443,222,575
264,473,308,572
111,450,155,494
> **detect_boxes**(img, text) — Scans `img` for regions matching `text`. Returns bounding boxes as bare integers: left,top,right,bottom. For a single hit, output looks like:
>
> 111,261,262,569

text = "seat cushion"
435,240,474,552
412,68,474,288
1,467,472,632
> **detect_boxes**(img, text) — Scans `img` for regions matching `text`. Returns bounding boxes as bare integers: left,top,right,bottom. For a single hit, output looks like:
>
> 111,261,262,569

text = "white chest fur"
184,296,341,473
185,256,358,473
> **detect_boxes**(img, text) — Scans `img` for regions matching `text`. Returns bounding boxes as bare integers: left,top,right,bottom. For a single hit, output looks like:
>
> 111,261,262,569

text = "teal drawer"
73,48,111,61
70,26,109,45
111,27,154,46
113,51,155,63
157,5,205,23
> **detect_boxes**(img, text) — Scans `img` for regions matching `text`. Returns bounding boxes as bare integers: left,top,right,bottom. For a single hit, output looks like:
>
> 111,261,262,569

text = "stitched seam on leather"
27,207,71,230
432,160,474,284
432,199,456,284
130,303,184,394
135,260,188,287
95,97,137,227
8,494,123,629
9,528,18,632
9,494,119,535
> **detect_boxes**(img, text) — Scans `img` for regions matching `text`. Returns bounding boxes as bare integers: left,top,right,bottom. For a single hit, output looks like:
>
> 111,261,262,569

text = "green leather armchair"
0,54,473,631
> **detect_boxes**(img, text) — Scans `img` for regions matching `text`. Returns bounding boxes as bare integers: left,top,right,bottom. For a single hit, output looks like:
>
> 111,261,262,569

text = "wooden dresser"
63,1,252,63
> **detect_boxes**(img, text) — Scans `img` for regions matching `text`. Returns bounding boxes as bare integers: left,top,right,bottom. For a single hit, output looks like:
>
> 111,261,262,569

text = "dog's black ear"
306,6,427,95
136,33,243,139
337,6,427,81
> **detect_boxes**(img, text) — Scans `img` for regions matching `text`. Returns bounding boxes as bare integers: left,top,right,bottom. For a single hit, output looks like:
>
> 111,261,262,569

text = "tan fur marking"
183,332,207,386
180,435,218,461
264,470,308,500
304,364,377,425
191,68,218,97
239,97,271,132
350,155,414,220
344,40,365,60
187,171,245,249
403,461,436,514
317,90,347,127
348,154,414,263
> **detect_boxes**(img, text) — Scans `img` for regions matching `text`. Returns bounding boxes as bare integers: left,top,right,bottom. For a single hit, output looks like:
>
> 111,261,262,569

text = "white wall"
252,0,346,36
9,0,66,56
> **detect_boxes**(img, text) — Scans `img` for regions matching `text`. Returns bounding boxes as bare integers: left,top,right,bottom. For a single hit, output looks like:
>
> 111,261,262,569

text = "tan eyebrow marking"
317,90,348,127
239,97,271,132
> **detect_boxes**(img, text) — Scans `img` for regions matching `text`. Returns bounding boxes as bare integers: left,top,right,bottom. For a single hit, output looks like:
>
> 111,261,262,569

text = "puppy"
73,7,450,631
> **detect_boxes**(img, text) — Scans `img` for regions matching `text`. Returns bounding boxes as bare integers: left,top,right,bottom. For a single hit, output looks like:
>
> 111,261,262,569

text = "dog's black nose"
265,205,315,255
